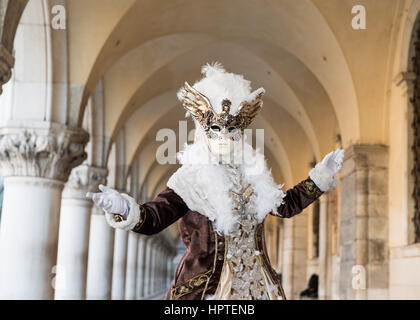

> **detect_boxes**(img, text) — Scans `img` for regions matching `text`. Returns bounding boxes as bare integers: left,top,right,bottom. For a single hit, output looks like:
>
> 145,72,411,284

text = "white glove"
86,184,130,220
309,148,344,192
321,148,344,175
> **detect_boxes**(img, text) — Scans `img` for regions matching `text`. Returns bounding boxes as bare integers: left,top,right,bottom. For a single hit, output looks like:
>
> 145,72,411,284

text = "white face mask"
206,126,242,159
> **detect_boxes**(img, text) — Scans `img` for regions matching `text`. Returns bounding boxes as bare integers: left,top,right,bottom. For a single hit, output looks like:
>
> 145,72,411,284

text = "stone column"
135,235,147,299
150,242,158,294
167,254,174,288
85,205,115,300
143,237,155,297
317,195,329,299
111,228,128,299
339,144,389,300
158,247,164,291
155,246,160,292
0,125,88,299
54,165,107,300
161,249,167,290
282,209,307,299
124,231,138,300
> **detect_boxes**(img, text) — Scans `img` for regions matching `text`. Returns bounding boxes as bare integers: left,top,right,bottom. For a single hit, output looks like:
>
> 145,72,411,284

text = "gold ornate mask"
178,82,265,140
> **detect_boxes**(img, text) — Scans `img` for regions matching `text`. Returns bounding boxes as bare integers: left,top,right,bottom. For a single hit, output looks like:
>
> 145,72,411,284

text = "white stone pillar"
157,247,163,291
86,206,115,299
55,165,107,300
150,242,157,294
160,249,167,291
317,195,328,300
167,254,173,287
0,126,88,299
143,238,155,297
111,228,128,299
124,231,138,300
135,235,147,299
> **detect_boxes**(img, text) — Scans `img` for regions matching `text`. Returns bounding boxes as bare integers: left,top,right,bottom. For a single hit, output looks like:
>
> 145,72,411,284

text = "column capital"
0,123,89,182
63,164,108,199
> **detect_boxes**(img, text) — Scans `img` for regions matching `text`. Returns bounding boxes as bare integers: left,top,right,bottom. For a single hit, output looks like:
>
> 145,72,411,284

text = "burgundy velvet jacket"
132,176,323,300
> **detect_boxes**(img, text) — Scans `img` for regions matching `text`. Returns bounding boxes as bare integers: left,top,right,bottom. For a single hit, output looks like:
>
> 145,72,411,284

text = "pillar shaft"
318,196,328,299
0,177,63,298
55,165,106,300
111,228,128,299
86,207,115,299
55,197,91,299
125,231,138,300
135,235,147,299
143,239,154,297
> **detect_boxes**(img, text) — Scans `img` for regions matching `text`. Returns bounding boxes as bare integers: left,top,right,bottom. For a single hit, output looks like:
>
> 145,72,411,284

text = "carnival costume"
88,63,344,300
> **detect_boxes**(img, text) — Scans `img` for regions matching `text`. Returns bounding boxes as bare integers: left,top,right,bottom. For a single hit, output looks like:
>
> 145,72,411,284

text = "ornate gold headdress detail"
178,82,265,135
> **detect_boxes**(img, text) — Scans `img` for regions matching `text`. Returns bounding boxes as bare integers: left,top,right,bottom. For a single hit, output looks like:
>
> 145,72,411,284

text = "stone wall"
339,144,389,299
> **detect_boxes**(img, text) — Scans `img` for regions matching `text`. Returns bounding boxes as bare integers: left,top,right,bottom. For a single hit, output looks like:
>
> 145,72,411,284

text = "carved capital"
63,164,108,199
0,44,14,94
0,124,89,182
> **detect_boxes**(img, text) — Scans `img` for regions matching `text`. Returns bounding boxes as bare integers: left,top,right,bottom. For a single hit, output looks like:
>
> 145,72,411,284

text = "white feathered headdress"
176,62,265,134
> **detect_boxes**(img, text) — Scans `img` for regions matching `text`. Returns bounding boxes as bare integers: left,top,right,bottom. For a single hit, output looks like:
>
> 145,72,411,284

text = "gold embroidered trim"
302,178,322,197
132,205,146,232
201,224,223,299
213,233,228,298
255,223,287,300
172,269,212,300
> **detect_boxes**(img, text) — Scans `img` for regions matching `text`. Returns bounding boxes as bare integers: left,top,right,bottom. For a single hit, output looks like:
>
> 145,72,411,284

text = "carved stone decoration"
0,125,89,182
0,44,13,94
63,164,108,198
410,25,420,243
0,0,29,94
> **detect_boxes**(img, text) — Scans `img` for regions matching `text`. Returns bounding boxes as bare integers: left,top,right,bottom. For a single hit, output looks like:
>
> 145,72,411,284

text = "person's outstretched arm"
273,148,344,219
87,186,189,235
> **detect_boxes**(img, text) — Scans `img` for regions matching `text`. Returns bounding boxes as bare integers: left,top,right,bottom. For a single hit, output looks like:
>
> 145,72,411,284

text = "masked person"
87,63,344,300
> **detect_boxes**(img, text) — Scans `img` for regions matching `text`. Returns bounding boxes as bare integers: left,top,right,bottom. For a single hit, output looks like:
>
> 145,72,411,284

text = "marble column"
54,165,107,300
161,249,166,291
157,247,164,291
111,228,128,299
317,195,329,300
85,206,115,299
339,144,389,300
155,247,160,292
0,125,88,299
150,242,158,294
167,254,174,287
124,231,138,300
135,235,147,299
143,237,155,297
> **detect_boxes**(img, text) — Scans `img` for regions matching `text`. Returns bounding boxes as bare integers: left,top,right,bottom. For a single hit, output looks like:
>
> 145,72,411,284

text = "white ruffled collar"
167,140,285,235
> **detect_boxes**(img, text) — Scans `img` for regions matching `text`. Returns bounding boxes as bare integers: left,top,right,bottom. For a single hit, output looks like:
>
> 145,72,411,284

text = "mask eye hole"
210,125,220,132
228,127,236,133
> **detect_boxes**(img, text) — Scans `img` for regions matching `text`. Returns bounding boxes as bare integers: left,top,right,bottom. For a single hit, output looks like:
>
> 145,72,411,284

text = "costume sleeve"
273,161,339,218
273,177,323,218
106,188,189,235
133,188,190,235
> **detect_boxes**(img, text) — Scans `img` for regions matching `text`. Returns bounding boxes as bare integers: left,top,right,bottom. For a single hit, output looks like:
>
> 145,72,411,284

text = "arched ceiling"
69,0,359,146
64,0,402,197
